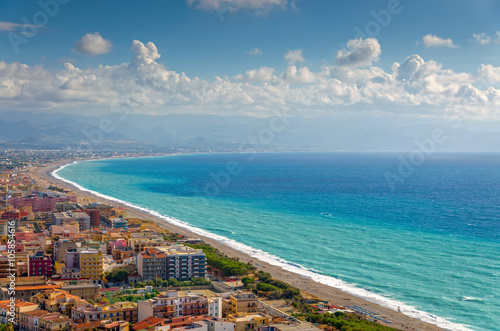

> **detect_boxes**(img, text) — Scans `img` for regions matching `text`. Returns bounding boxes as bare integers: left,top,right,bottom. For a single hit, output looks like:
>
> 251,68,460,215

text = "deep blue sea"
55,152,500,331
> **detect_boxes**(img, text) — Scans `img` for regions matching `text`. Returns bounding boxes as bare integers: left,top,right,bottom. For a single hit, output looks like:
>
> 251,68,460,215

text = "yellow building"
227,313,270,331
79,250,103,281
54,261,64,275
230,292,259,314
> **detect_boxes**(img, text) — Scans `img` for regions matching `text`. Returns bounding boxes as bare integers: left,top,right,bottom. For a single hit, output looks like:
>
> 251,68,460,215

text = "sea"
54,152,500,331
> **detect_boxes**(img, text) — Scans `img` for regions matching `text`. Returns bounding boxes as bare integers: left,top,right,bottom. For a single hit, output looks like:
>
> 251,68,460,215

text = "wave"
461,297,482,302
52,161,473,331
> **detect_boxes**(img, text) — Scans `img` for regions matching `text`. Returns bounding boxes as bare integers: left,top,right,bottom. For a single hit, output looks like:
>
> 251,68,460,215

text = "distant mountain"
1,110,500,151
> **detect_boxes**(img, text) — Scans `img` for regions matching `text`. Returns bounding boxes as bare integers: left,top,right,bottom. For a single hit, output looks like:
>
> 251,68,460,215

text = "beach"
31,159,447,331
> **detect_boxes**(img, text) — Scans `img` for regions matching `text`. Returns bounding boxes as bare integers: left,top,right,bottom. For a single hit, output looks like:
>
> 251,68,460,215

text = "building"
40,315,71,331
85,209,101,228
111,217,128,231
9,195,77,212
79,250,103,282
60,282,100,301
226,313,271,331
30,289,89,316
112,302,138,324
207,298,223,318
137,291,208,322
0,220,8,237
68,211,91,232
19,309,63,331
132,316,169,331
137,248,166,281
54,240,77,263
55,201,80,212
28,251,52,277
157,245,206,281
71,303,131,323
51,225,79,236
229,293,258,314
8,301,39,327
53,212,74,227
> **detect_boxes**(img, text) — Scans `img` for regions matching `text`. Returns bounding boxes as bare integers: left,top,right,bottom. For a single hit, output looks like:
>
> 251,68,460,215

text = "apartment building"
111,217,128,231
79,250,103,282
71,302,136,323
68,211,91,232
28,251,52,277
84,209,100,228
158,245,206,281
207,298,223,318
229,293,258,314
227,313,271,331
128,233,166,253
137,248,166,281
137,291,208,322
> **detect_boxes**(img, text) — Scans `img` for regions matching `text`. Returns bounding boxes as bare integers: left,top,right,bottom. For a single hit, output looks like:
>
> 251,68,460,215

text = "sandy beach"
31,159,447,331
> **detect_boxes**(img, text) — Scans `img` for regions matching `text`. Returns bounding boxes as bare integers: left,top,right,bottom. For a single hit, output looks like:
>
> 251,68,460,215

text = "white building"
207,297,223,318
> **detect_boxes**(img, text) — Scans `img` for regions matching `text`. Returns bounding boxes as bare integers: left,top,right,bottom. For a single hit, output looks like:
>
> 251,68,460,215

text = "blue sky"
1,0,499,76
0,0,499,117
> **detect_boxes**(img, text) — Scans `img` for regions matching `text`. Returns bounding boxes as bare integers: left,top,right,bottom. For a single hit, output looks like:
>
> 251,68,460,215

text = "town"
0,152,401,331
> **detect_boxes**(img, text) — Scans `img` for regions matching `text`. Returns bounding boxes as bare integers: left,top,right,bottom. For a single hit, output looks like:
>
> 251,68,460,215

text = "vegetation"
187,244,256,276
134,277,211,288
104,268,130,283
241,276,255,285
0,324,13,331
163,233,182,241
48,185,65,192
254,271,301,299
294,312,396,331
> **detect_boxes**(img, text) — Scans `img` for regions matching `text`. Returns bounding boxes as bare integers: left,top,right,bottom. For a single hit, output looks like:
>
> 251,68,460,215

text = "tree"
168,278,180,287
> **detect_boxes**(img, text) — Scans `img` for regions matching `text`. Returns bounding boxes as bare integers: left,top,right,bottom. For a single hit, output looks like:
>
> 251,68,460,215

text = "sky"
0,0,499,119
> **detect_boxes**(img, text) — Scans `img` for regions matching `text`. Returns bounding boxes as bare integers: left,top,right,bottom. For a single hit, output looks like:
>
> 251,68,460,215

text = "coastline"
31,158,454,331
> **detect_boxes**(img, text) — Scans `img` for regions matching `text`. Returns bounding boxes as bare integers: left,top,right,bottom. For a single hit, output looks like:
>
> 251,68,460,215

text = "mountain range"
1,111,500,151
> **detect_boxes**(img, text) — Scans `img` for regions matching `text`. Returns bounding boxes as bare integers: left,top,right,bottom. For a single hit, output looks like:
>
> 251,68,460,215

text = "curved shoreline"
34,158,467,331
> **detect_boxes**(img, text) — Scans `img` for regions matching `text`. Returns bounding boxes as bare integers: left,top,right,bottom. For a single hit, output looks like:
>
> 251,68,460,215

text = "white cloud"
336,38,381,68
282,65,315,84
0,39,498,118
472,33,491,45
73,32,113,56
186,0,293,15
246,48,263,56
235,67,275,82
284,49,304,64
420,34,458,48
496,31,500,44
478,64,500,83
0,22,33,31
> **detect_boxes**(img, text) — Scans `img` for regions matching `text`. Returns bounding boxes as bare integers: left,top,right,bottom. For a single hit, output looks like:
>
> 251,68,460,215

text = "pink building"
16,231,40,243
29,251,52,277
9,195,77,212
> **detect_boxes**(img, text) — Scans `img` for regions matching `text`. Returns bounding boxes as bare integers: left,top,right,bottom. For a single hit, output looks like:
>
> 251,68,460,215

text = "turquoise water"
55,152,500,330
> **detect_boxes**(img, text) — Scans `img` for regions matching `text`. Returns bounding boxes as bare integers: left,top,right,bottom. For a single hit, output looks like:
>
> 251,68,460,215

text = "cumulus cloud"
235,67,275,82
186,0,293,15
420,34,458,48
283,65,314,84
284,49,304,64
246,48,263,56
478,64,500,83
336,38,381,68
0,39,498,118
73,32,113,56
472,33,491,45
